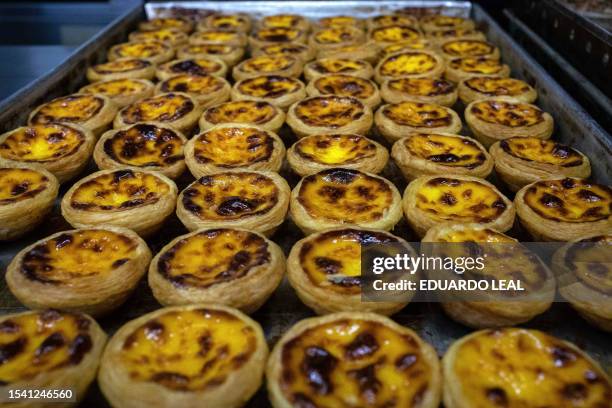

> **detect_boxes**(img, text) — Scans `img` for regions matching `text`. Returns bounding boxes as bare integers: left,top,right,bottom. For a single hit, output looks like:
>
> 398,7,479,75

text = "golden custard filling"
259,43,309,57
160,74,225,94
255,27,301,42
371,25,421,43
261,14,302,28
157,229,270,288
193,126,273,167
500,137,583,167
314,75,375,99
30,94,103,125
295,134,377,165
237,75,301,98
192,30,241,43
132,29,186,44
471,100,543,127
384,101,452,127
380,52,438,76
0,124,84,162
143,18,190,31
120,93,194,124
20,230,137,284
0,168,49,204
295,96,365,128
441,40,495,58
120,309,258,391
319,16,359,28
182,172,279,220
299,229,399,293
388,77,455,96
163,59,223,76
312,59,366,74
279,318,433,407
92,58,151,74
428,28,481,39
416,177,507,222
0,310,94,384
70,169,169,211
112,41,169,59
372,14,417,27
104,124,184,167
383,40,430,54
207,15,249,30
240,56,295,73
421,15,469,29
449,57,504,74
405,133,486,168
453,328,611,407
204,101,277,125
181,44,234,56
81,78,149,97
298,169,393,223
565,235,612,295
465,77,531,96
524,178,611,223
435,227,515,243
313,27,360,44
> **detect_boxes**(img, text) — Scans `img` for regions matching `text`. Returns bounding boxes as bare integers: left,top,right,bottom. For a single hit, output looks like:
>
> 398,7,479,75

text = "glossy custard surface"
163,59,223,76
120,93,194,124
295,96,365,128
204,101,278,125
371,25,421,43
313,75,375,99
470,100,543,127
131,28,186,45
448,57,505,75
0,124,84,162
441,40,495,58
81,78,150,98
237,75,301,98
388,78,455,96
0,167,49,204
405,133,486,168
311,59,367,74
464,77,531,97
500,137,583,167
380,52,438,77
159,74,225,95
239,56,295,73
295,134,377,165
383,101,452,127
111,41,169,59
92,58,151,74
193,126,274,167
313,27,361,44
30,95,104,125
192,30,242,44
261,14,303,28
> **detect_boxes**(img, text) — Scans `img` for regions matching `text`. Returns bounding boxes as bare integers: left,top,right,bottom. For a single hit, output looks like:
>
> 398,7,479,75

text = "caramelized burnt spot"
470,100,544,127
30,94,104,125
0,311,93,384
111,41,170,59
416,177,507,222
240,56,295,73
388,77,455,96
453,328,611,407
565,235,612,295
70,169,169,211
120,93,194,124
92,58,151,74
405,133,486,168
237,75,301,98
295,134,377,165
295,96,365,128
311,59,366,74
20,229,137,284
165,59,223,76
380,52,438,77
120,309,258,391
297,168,393,223
0,124,84,162
500,137,583,167
181,172,279,220
259,43,309,57
204,100,277,125
313,27,360,44
465,77,531,97
180,44,233,56
449,57,504,74
299,228,398,293
193,126,274,167
160,74,224,94
279,318,432,406
384,101,452,127
104,124,184,168
0,168,49,205
254,27,301,43
81,78,149,97
313,75,374,99
441,40,495,58
383,40,430,54
370,25,421,43
157,229,270,288
523,178,611,223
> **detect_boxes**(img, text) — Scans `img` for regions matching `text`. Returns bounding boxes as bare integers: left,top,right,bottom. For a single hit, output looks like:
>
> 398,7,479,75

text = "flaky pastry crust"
199,100,285,133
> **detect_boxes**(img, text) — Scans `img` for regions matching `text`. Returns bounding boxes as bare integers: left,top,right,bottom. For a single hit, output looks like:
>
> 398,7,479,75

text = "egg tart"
253,43,316,63
87,58,155,83
368,25,423,48
445,56,510,83
374,50,445,84
184,124,285,177
231,75,306,110
149,228,285,313
155,74,231,108
419,15,475,33
306,74,381,108
200,100,285,133
189,29,247,48
28,93,117,137
0,166,58,240
6,226,151,316
232,55,303,81
139,17,194,33
156,58,227,81
553,234,612,331
114,92,202,134
438,40,500,61
287,229,415,315
426,28,486,44
366,14,418,30
304,58,374,81
465,99,554,148
61,168,177,237
309,26,366,52
287,134,388,176
375,101,462,143
290,168,402,234
318,15,365,30
422,223,555,328
129,28,189,47
80,78,155,108
200,13,252,33
98,304,267,408
0,123,94,183
267,312,442,407
107,40,174,65
176,44,244,67
443,328,612,408
0,309,106,406
316,43,379,65
392,132,493,181
381,39,432,55
458,76,537,104
249,27,307,49
515,177,611,241
403,175,515,237
381,77,457,106
490,137,591,192
94,123,187,179
176,170,290,236
258,14,310,32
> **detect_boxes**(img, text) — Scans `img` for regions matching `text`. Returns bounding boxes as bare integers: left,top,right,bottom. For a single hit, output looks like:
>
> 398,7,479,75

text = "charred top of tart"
193,126,274,168
206,14,250,31
161,58,224,76
110,41,171,60
204,100,278,125
253,27,302,43
464,76,531,97
370,25,422,43
311,58,368,74
159,74,225,95
258,43,310,58
383,101,453,127
237,75,302,98
388,77,455,96
30,94,104,125
238,55,297,73
404,133,487,168
295,134,377,165
500,137,583,167
379,52,439,77
91,58,152,74
0,167,50,205
448,56,505,74
81,78,150,98
470,100,544,127
441,40,496,58
313,75,376,99
0,124,84,162
119,93,195,124
295,96,366,128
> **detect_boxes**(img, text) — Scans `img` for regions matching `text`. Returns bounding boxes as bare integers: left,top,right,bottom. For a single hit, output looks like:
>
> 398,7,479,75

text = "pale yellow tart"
238,55,296,73
236,75,301,98
109,41,170,60
463,77,532,97
388,78,455,97
312,75,376,100
404,133,487,168
29,94,104,125
379,52,439,77
203,100,278,126
448,57,507,75
294,134,377,165
295,96,366,128
0,167,50,204
191,30,243,45
81,78,150,99
312,27,362,45
500,137,584,167
0,123,84,163
118,93,194,124
319,15,360,27
441,40,497,58
159,74,225,94
470,100,544,127
310,59,368,75
383,40,430,55
253,27,302,43
91,58,152,74
370,25,422,43
261,14,304,28
383,101,454,127
130,28,187,46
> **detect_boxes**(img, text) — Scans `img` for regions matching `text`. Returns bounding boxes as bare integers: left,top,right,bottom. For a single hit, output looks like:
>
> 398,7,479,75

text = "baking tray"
0,2,610,407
